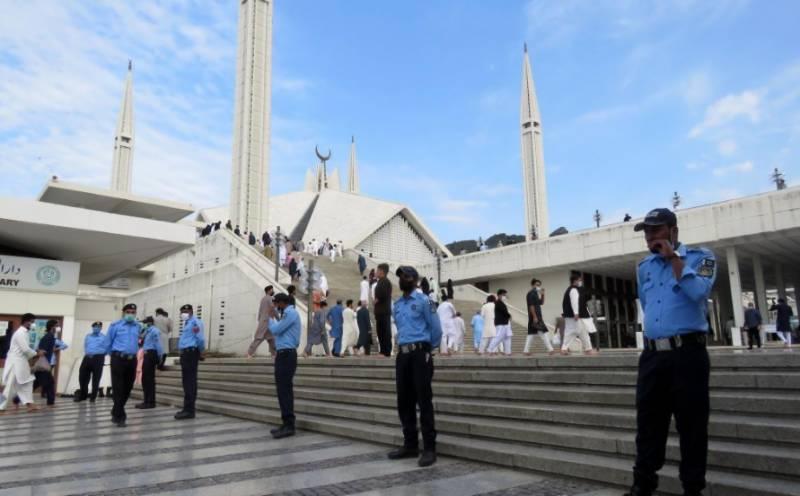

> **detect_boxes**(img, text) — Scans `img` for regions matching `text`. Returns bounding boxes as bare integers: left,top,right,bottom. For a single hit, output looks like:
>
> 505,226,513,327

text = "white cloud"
689,90,762,138
681,71,713,106
685,161,704,170
717,139,738,156
712,160,753,176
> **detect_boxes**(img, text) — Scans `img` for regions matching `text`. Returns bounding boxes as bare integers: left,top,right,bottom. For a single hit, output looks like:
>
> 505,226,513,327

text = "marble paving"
0,400,618,496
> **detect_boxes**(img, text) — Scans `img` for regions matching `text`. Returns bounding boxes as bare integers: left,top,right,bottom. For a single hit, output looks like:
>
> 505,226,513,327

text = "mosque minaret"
520,43,549,240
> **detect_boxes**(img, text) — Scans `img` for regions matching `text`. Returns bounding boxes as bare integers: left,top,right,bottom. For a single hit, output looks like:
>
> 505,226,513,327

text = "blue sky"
1,1,798,243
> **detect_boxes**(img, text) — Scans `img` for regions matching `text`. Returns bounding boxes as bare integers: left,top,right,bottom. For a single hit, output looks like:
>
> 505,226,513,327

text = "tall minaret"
347,136,359,194
520,43,549,240
230,0,273,235
111,60,135,193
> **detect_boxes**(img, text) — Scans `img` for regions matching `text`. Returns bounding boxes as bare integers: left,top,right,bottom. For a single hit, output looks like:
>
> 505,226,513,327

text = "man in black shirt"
769,298,794,347
488,289,513,355
524,279,554,355
374,263,393,356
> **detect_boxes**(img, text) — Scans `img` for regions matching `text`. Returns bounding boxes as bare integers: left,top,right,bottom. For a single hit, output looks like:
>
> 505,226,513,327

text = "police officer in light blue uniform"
106,303,141,427
136,316,164,410
626,208,716,496
75,321,108,403
267,293,301,439
387,266,442,468
175,304,205,420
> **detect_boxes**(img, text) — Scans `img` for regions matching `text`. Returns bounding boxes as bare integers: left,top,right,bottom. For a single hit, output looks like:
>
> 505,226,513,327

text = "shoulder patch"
697,258,715,277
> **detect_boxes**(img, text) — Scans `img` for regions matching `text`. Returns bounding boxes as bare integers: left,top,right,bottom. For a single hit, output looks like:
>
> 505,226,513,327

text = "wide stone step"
132,388,800,496
153,376,800,447
161,370,800,416
181,365,800,391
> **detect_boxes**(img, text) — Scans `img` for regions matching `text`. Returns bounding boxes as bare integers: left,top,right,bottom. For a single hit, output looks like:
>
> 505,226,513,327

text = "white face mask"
55,327,61,332
180,313,190,321
576,281,584,288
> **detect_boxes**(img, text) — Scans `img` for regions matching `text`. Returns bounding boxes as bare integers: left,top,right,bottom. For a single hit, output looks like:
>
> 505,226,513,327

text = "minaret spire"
111,60,135,192
230,0,273,235
520,43,549,240
347,135,359,194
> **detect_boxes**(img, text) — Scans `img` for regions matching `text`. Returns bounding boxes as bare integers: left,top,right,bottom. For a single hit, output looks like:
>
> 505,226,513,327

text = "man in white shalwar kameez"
436,296,457,355
0,314,39,413
341,300,359,356
359,276,370,306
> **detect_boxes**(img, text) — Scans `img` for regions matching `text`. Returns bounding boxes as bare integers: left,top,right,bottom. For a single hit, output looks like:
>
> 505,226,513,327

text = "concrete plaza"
0,400,616,496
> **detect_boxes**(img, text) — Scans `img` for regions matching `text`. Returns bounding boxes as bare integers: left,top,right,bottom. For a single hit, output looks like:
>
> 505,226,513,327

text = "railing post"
274,225,281,283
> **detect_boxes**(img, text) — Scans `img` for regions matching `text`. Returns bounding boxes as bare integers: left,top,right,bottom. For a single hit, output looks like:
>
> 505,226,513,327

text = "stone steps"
137,354,800,495
134,382,800,496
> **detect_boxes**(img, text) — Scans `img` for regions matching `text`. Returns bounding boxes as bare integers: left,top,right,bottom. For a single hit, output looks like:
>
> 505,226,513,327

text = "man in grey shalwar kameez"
303,301,331,357
247,286,276,358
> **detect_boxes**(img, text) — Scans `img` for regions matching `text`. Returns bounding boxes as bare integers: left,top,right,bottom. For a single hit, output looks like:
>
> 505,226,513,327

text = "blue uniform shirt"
142,326,165,357
269,305,301,350
393,291,442,348
637,244,716,339
471,313,484,334
327,305,344,338
106,319,141,355
178,316,205,351
84,330,108,356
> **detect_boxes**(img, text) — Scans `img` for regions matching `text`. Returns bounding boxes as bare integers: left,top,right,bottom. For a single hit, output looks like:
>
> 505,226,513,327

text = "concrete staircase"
135,351,800,495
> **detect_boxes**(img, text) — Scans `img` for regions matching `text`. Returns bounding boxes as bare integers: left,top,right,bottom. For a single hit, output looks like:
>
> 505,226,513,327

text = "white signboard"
0,255,80,294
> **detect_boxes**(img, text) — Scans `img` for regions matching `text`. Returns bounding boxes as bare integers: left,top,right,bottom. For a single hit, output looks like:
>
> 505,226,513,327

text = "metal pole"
274,225,281,283
306,259,314,330
436,250,442,288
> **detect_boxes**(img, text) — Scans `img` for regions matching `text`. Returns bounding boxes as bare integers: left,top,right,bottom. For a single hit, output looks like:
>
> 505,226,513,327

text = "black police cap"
634,208,677,232
395,265,419,280
143,316,154,324
180,304,193,312
92,321,102,327
122,303,137,312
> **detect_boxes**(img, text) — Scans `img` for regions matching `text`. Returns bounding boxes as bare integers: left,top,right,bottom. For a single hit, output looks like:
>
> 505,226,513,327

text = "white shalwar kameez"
437,301,457,352
0,327,37,410
561,287,593,352
452,316,466,353
479,302,496,354
359,280,370,305
341,307,358,355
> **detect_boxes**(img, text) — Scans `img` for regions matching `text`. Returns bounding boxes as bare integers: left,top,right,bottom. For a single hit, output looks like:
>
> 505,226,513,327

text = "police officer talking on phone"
387,265,442,467
626,208,716,496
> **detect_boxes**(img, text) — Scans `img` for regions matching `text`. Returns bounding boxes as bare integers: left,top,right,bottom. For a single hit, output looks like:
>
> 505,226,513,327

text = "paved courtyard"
0,399,618,496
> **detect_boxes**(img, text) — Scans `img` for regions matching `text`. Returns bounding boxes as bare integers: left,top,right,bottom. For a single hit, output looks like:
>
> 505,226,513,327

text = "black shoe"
270,425,282,435
418,450,436,467
113,418,126,428
135,403,156,410
174,410,195,420
73,396,84,403
271,425,295,439
387,446,419,460
89,397,96,403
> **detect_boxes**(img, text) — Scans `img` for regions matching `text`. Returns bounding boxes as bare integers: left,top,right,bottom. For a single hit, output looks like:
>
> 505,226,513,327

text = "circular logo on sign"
36,265,61,286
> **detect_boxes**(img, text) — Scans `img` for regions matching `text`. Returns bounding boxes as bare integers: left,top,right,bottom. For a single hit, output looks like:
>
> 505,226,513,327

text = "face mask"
55,327,61,333
399,279,415,292
123,314,136,322
576,281,583,288
92,326,101,334
180,313,190,321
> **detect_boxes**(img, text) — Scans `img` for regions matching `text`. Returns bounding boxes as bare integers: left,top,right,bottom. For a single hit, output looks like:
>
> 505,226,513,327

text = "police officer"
267,293,301,439
106,303,141,427
387,266,442,467
74,321,108,403
626,208,716,496
136,316,164,409
175,304,205,420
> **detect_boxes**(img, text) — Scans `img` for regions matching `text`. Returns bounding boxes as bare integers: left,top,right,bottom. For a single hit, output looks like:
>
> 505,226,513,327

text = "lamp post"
772,168,787,190
435,249,442,288
593,209,601,228
274,225,281,283
672,191,681,210
306,259,315,329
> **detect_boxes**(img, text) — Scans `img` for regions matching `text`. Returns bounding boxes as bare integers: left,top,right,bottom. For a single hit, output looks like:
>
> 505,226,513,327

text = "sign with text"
0,255,79,294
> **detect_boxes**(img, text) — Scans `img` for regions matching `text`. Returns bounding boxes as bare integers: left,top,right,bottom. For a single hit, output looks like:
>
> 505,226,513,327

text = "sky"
1,0,799,244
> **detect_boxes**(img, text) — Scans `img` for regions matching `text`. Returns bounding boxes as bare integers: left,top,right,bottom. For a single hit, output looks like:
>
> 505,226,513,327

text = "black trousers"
35,371,55,406
376,314,392,357
274,349,297,427
634,344,710,494
746,327,761,349
110,353,137,421
142,350,159,406
180,348,199,413
78,355,105,400
395,347,436,451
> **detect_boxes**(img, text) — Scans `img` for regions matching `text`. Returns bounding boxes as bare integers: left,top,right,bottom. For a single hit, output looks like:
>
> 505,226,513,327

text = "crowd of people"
0,305,202,425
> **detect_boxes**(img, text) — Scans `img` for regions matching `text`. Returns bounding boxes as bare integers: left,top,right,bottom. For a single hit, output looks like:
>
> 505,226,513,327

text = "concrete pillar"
794,278,800,317
753,255,769,346
726,247,744,347
775,263,787,300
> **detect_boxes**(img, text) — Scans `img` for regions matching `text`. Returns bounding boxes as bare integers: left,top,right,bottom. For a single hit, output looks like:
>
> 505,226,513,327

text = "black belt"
276,348,297,354
644,332,706,352
144,349,158,354
398,342,430,354
180,347,199,354
111,351,136,360
85,354,104,358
